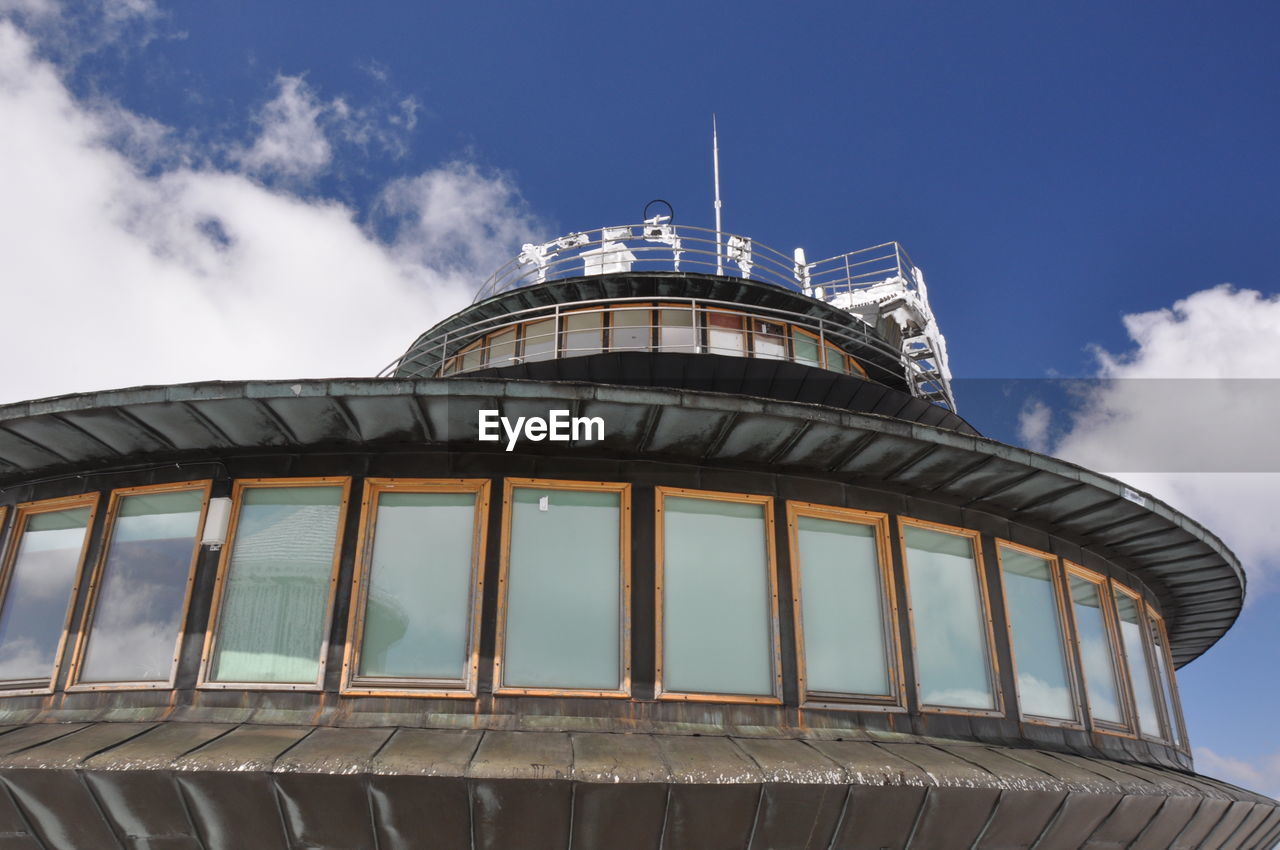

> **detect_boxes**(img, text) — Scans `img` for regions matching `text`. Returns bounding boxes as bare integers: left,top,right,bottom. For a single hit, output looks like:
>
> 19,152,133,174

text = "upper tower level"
386,219,972,432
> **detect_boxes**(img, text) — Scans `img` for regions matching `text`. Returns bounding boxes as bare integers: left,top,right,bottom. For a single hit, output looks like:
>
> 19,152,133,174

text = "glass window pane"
824,342,850,374
1000,547,1074,720
793,332,821,367
795,515,891,696
209,486,343,684
487,328,518,366
662,496,774,696
1068,575,1124,724
522,318,557,363
1115,590,1161,737
1149,617,1185,747
903,525,995,710
563,312,604,357
611,308,651,351
460,341,484,372
753,320,787,360
503,487,622,690
0,506,92,683
706,311,746,356
659,308,696,353
358,491,480,681
78,489,203,684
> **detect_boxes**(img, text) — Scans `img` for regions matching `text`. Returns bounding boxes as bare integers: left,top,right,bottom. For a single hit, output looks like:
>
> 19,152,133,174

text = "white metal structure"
473,222,955,410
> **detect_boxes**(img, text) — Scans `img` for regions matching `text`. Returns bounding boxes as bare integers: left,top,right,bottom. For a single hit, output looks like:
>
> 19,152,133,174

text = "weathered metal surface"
0,378,1243,666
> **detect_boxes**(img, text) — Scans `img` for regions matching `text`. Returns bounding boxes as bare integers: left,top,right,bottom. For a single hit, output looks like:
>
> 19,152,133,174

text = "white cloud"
235,74,335,179
1195,747,1280,801
0,18,544,405
1038,286,1280,594
1017,397,1052,454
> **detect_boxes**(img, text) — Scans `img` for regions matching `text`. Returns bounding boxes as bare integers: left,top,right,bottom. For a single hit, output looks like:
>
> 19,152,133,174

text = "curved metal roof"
0,377,1243,666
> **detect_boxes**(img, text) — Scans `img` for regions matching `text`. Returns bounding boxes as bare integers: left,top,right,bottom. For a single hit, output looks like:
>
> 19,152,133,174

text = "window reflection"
1067,573,1125,725
0,502,95,686
1114,589,1162,738
902,524,995,710
794,512,892,698
1000,546,1074,720
1148,612,1185,748
355,488,484,685
207,483,345,685
77,487,205,685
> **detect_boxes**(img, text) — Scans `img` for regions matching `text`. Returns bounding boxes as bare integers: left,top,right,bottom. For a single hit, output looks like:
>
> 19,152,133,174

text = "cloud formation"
1195,747,1280,801
1020,285,1280,594
0,16,544,405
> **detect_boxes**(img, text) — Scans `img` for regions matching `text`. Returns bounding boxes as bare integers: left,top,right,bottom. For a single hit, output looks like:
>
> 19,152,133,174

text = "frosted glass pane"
824,343,850,374
659,309,696,353
209,486,343,684
564,313,603,357
796,516,890,696
1068,576,1124,724
0,506,91,682
1149,619,1183,746
753,320,787,360
487,328,518,366
903,526,995,710
793,334,820,367
706,312,746,356
522,319,556,362
79,489,203,683
1001,547,1074,720
1115,591,1161,737
662,496,773,696
503,488,621,690
611,308,651,351
358,491,477,681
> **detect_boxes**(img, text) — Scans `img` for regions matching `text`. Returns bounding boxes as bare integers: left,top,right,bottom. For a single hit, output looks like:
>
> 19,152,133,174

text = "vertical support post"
713,115,724,277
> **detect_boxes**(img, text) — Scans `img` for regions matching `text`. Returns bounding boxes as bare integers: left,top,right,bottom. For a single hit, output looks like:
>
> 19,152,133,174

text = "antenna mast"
713,114,723,276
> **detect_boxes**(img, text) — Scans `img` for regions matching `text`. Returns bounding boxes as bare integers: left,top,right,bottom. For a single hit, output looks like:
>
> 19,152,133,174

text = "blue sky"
1,0,1278,794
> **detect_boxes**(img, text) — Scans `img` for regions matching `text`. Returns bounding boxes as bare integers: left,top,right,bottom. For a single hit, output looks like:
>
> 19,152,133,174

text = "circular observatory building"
0,219,1275,850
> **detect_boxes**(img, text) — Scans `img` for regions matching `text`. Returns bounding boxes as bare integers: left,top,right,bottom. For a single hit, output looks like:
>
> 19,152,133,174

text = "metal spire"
713,114,723,276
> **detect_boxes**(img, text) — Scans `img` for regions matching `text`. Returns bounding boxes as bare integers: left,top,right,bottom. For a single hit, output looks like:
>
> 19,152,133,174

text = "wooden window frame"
519,315,559,364
1147,605,1190,751
1112,581,1169,744
1064,562,1136,737
196,477,352,692
486,325,522,368
0,493,100,695
654,486,783,705
791,326,822,367
493,478,632,698
898,517,1005,717
341,479,490,698
994,540,1085,728
750,317,789,361
65,481,212,692
456,338,486,374
786,502,905,711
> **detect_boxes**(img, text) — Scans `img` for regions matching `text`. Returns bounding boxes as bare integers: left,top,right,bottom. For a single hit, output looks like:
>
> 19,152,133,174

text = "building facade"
0,223,1274,849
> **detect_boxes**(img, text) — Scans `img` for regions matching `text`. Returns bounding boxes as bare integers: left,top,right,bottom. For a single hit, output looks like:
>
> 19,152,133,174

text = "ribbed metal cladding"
0,723,1272,850
0,378,1243,666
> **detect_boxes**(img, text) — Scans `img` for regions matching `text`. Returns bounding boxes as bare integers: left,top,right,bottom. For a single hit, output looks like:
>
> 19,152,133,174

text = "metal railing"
471,221,924,305
385,296,951,403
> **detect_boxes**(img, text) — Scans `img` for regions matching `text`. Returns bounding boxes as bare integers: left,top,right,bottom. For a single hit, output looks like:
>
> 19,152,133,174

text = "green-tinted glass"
502,488,622,690
358,491,478,681
662,496,773,696
903,526,995,710
796,516,890,696
209,486,343,684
